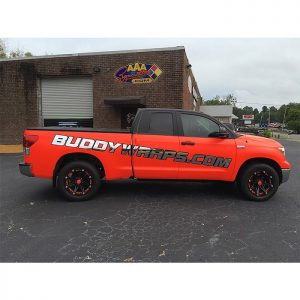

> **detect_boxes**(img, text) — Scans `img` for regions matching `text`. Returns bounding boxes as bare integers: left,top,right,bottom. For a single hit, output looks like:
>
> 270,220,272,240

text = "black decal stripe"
56,137,233,169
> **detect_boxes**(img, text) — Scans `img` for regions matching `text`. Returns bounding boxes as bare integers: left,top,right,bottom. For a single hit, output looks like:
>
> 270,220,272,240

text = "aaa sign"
114,63,162,84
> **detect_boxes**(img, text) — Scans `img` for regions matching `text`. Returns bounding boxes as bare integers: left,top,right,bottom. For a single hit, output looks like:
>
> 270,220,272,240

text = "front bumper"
281,168,290,183
19,163,32,177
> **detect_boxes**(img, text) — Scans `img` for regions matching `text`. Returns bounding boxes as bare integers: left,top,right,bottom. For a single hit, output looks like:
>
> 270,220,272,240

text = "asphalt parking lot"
0,140,299,262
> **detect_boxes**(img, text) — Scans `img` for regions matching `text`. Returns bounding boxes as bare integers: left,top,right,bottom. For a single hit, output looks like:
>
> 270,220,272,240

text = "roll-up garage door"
41,77,93,127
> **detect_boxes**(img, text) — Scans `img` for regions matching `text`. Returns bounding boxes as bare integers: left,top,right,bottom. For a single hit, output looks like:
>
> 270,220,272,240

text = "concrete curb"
0,145,23,154
272,138,300,143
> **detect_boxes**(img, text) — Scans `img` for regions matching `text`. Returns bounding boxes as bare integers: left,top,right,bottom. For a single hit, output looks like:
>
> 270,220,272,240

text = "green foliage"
0,39,33,59
287,120,300,134
225,94,237,106
263,130,271,138
24,52,33,57
205,97,226,105
205,95,299,127
0,39,6,58
233,106,243,119
204,94,237,106
286,107,300,122
241,106,253,115
9,49,23,58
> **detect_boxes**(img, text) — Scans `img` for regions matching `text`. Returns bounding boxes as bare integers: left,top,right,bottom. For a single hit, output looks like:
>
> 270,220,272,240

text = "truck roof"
137,108,205,114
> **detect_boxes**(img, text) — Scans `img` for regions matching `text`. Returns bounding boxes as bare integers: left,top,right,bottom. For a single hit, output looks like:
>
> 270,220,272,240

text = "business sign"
114,63,162,84
242,114,254,120
244,120,252,125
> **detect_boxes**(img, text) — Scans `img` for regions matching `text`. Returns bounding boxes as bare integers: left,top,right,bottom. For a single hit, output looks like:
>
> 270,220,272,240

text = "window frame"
136,110,178,136
176,112,234,138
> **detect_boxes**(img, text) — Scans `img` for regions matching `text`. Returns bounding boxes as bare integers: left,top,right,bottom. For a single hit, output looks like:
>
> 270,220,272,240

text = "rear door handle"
181,141,195,146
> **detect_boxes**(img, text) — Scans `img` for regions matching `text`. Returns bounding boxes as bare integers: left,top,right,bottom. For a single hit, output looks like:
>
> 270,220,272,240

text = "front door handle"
181,141,195,146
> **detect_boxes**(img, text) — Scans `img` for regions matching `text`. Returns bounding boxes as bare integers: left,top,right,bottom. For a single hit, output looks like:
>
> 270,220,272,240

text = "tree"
0,39,33,59
8,49,33,58
287,120,300,133
204,95,300,127
9,49,23,58
253,108,260,123
205,95,225,105
0,39,6,58
286,107,300,122
24,52,33,57
233,106,243,119
278,102,300,130
242,106,254,115
205,94,237,106
224,93,237,106
267,106,279,122
278,104,288,124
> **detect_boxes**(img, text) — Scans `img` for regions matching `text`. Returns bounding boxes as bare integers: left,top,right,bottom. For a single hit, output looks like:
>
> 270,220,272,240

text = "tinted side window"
181,114,220,137
147,112,174,136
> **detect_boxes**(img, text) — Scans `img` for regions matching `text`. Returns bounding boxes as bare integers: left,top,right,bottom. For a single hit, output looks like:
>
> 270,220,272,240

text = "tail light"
23,134,39,148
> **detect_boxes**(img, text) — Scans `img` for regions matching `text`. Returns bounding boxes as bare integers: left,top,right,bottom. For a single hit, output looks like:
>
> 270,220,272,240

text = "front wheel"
57,160,101,201
237,163,279,201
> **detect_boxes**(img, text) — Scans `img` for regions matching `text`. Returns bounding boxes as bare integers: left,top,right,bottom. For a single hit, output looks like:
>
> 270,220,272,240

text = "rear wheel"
57,160,101,201
237,163,279,201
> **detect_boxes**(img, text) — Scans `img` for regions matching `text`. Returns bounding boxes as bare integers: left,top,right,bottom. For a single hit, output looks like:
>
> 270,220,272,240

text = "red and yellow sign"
114,63,162,84
242,115,254,120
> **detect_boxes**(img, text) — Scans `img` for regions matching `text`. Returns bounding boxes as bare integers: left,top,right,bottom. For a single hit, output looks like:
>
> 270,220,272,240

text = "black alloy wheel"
238,163,279,201
57,160,101,201
64,168,93,196
248,170,274,197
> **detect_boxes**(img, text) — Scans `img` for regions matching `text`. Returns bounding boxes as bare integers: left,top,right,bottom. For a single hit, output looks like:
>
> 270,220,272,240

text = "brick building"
0,46,202,144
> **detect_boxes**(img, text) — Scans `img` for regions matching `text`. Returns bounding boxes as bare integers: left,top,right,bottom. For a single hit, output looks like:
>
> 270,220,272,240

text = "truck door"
176,112,237,181
132,111,180,179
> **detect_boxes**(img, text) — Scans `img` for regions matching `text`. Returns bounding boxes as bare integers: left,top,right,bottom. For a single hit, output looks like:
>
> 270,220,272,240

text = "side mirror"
208,131,230,138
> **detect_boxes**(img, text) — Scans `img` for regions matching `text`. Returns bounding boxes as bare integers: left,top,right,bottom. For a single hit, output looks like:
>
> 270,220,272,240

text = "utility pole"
268,107,271,126
282,106,287,128
260,114,263,126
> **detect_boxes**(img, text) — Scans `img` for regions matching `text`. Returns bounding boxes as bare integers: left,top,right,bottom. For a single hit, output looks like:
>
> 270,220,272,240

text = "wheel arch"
236,157,282,183
53,152,105,187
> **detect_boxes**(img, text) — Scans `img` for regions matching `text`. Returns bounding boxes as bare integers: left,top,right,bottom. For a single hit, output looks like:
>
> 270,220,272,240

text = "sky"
4,38,300,109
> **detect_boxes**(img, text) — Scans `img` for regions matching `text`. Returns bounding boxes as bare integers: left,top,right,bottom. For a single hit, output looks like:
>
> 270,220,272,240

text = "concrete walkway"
0,145,23,153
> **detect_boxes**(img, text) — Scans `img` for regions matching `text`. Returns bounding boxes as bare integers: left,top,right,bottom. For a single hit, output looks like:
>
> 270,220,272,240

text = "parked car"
268,123,281,128
19,108,291,202
237,127,259,135
282,128,297,134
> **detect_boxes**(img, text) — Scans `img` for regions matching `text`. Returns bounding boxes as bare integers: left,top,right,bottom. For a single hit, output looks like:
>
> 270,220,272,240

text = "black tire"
237,163,279,201
57,160,101,201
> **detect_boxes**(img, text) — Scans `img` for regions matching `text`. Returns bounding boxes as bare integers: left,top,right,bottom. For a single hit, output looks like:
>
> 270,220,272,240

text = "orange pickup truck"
19,108,291,201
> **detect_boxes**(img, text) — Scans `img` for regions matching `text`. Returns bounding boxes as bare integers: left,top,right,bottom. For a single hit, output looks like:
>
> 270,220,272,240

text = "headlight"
278,147,285,156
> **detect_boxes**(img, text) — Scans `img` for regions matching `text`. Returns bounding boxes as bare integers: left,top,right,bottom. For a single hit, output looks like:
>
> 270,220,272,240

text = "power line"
236,101,283,106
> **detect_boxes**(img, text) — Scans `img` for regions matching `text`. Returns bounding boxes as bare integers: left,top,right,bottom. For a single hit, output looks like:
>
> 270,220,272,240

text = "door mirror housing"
208,131,230,138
